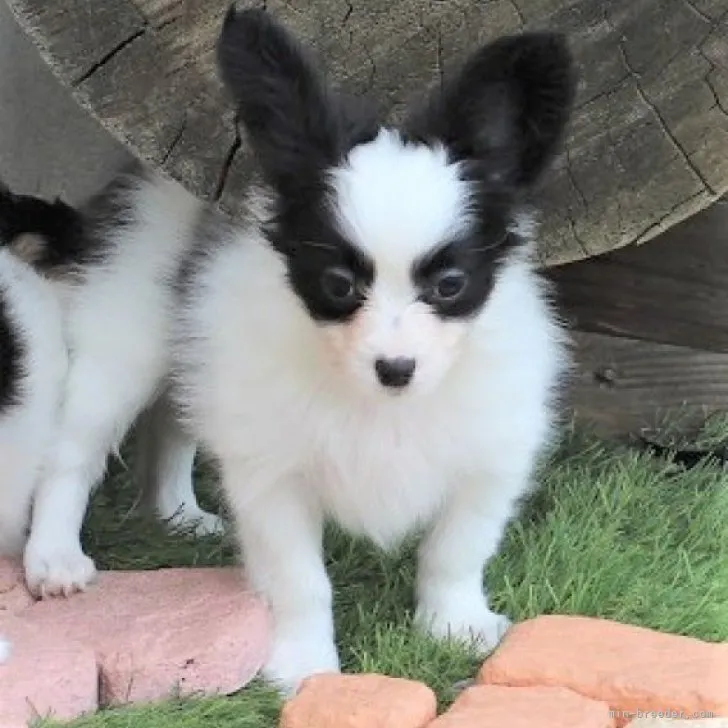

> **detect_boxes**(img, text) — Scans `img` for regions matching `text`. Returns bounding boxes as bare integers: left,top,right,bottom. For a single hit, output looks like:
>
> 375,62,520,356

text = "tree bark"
7,0,728,265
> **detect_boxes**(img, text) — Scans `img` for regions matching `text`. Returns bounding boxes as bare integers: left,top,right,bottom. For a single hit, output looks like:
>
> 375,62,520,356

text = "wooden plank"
548,197,728,353
568,331,728,436
6,0,728,265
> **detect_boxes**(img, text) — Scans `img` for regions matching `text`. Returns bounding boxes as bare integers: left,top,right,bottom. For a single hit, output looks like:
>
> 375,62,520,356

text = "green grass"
48,423,728,728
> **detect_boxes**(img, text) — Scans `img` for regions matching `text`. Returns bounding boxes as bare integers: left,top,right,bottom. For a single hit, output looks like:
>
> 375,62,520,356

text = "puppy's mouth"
380,385,410,397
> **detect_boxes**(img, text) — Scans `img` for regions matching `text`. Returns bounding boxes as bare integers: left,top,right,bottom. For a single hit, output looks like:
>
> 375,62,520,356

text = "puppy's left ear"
405,33,577,189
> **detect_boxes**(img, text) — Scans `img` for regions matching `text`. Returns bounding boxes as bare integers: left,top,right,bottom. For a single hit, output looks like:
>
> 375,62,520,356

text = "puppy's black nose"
375,357,416,388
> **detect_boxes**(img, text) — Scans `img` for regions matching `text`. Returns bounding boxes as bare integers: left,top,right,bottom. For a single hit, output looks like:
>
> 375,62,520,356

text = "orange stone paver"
429,684,614,727
478,615,728,727
279,673,437,728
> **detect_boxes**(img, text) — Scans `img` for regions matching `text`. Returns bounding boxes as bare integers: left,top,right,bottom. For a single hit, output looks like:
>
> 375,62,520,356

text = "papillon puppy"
0,223,66,557
0,185,74,662
0,176,222,598
165,7,576,694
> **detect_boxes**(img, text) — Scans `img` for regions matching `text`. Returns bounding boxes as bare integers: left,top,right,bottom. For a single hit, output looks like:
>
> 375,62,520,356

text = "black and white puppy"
166,8,577,693
0,185,69,558
0,176,222,598
0,185,71,659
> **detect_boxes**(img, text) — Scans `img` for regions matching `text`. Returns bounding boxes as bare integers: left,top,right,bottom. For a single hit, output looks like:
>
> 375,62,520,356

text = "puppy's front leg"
225,463,339,696
415,474,521,653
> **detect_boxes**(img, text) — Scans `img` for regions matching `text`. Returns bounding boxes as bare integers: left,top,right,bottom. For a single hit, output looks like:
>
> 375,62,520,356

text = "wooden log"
548,197,728,353
568,331,728,436
553,197,728,435
6,0,728,266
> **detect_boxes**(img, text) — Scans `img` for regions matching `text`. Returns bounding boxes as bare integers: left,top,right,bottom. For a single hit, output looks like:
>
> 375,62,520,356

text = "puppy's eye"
431,269,468,301
321,267,357,303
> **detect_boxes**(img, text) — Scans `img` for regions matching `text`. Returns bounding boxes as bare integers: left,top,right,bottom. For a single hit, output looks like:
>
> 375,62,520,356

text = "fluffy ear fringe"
216,7,576,193
405,32,578,189
216,6,379,194
217,7,344,192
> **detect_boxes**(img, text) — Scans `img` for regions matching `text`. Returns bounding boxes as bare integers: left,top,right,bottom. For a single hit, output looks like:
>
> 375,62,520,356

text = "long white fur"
0,248,68,557
0,248,68,664
169,128,569,693
22,175,222,598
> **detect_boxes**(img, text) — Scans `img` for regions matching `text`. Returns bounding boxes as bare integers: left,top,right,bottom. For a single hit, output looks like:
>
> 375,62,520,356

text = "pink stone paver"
0,558,33,615
0,562,271,723
26,568,271,706
0,615,98,726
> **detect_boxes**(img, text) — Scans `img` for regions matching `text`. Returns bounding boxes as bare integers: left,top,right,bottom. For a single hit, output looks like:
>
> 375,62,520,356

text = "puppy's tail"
0,179,83,268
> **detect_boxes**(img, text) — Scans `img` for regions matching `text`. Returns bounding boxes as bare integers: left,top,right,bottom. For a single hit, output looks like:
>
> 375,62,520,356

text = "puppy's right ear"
217,7,356,194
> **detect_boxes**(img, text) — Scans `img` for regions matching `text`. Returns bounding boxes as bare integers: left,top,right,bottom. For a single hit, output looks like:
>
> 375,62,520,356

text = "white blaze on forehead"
328,129,473,272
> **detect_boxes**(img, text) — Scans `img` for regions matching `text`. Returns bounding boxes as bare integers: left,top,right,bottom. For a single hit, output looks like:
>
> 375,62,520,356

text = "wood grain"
549,197,728,353
568,331,728,435
7,0,728,266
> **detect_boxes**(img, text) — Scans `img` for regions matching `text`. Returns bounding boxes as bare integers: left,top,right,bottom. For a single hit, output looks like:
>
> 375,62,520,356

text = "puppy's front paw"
262,631,340,697
23,538,97,598
415,598,512,654
163,505,225,537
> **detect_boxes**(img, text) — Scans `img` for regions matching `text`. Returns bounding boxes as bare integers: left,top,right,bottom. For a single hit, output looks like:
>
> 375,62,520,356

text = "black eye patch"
267,208,374,323
285,238,374,322
413,230,517,319
263,181,375,324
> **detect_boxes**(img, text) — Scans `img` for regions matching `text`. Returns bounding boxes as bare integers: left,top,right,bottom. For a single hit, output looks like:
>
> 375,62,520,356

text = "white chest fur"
303,404,458,546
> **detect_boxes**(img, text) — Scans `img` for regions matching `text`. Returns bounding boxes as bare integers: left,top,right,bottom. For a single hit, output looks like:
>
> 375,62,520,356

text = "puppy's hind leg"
136,390,223,536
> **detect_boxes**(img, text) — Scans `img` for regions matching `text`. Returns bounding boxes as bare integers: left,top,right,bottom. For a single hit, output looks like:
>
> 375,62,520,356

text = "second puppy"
0,176,221,598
